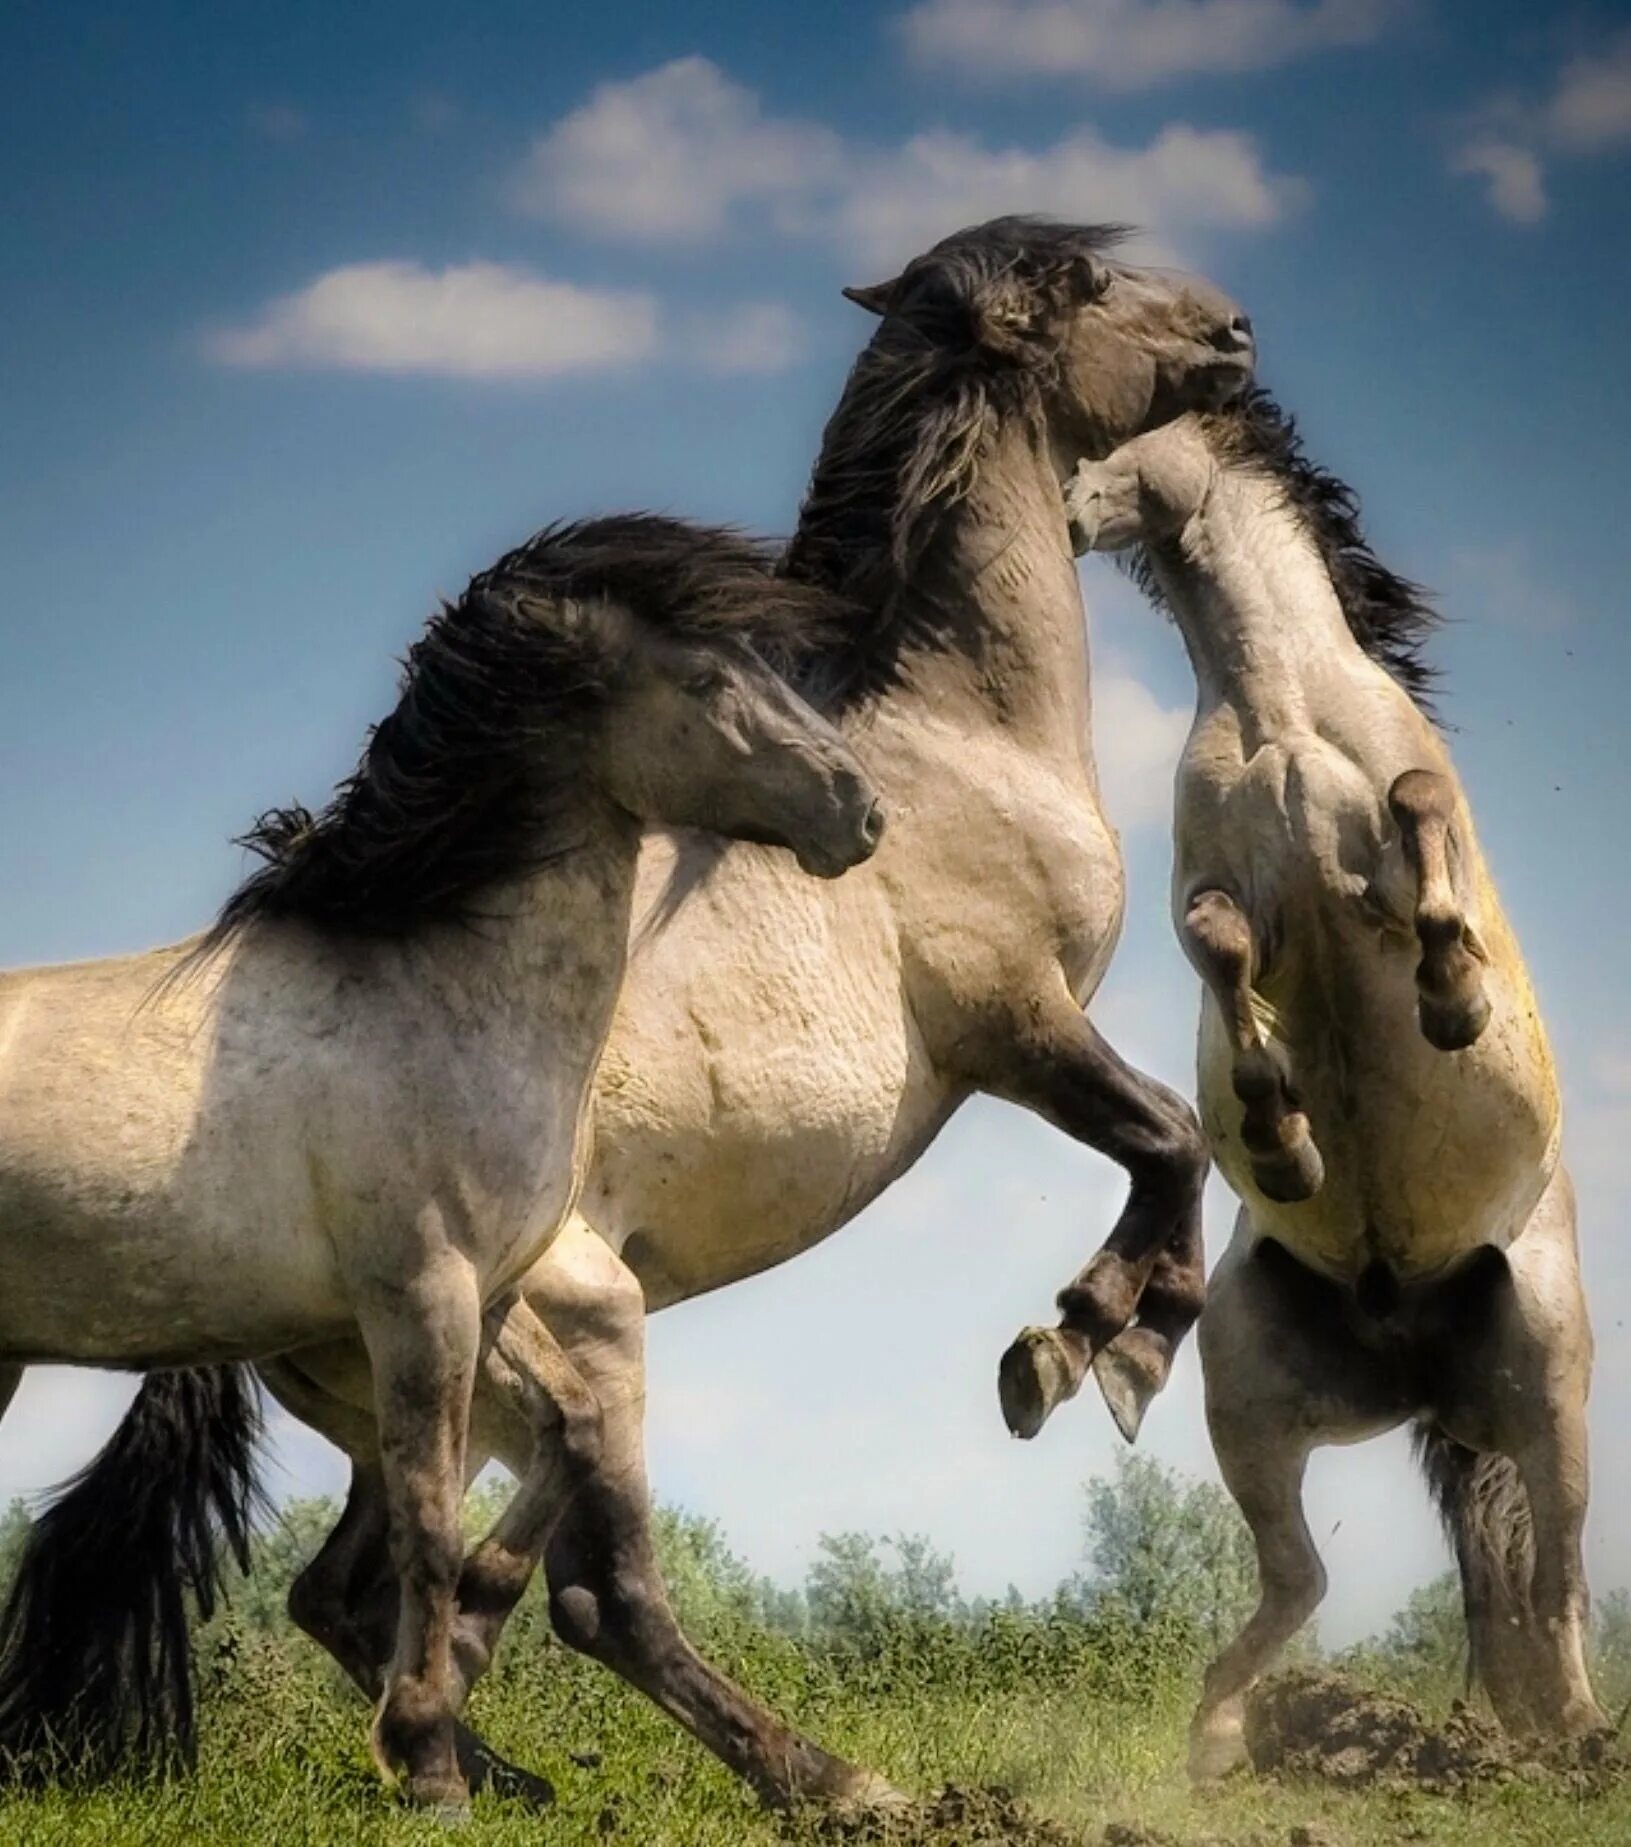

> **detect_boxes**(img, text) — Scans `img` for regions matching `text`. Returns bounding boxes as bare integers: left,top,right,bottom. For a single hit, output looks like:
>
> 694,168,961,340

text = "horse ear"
1069,250,1112,301
970,277,1042,357
841,280,897,316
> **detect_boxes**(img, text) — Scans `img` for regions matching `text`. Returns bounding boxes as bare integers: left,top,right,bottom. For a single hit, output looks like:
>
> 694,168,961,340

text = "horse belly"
581,882,948,1308
1205,926,1559,1284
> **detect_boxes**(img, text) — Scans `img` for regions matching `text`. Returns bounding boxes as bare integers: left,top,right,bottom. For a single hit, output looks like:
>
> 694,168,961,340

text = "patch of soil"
802,1784,1078,1845
803,1790,1332,1846
1098,1823,1334,1847
1243,1667,1624,1796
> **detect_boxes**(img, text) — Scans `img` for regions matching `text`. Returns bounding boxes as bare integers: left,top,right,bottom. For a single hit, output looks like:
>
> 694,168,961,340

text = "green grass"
2,1616,1626,1846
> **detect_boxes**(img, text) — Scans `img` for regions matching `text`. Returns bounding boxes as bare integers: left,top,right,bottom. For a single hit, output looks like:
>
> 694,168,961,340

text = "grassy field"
1,1592,1625,1847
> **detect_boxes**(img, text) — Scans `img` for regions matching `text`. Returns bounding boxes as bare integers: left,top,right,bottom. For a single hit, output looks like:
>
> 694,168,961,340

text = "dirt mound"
803,1791,1332,1846
802,1784,1079,1846
1243,1667,1623,1795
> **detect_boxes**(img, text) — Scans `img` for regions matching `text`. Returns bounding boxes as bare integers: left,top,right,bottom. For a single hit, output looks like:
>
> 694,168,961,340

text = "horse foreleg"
260,1350,560,1807
1183,889,1323,1204
1090,1204,1206,1444
985,976,1210,1441
1387,770,1492,1052
356,1260,482,1815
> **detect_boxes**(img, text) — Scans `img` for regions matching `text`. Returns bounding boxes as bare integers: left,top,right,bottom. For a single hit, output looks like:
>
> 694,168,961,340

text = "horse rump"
0,1365,265,1782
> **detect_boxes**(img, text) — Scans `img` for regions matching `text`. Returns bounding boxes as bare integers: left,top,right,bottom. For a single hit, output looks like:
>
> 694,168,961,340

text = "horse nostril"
861,800,886,848
1215,313,1254,353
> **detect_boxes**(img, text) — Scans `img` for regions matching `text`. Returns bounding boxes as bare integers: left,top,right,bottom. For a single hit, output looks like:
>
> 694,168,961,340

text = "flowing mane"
207,515,847,943
1135,388,1440,711
783,216,1131,708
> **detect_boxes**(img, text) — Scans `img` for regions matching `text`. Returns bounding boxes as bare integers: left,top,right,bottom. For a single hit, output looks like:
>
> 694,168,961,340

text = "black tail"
1413,1422,1534,1706
0,1366,265,1781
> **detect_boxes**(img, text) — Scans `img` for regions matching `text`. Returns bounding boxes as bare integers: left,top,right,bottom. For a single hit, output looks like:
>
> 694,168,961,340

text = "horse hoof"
1188,1718,1248,1786
1093,1338,1166,1445
485,1762,555,1808
1419,988,1491,1053
404,1774,473,1821
1253,1118,1324,1204
999,1327,1087,1440
830,1774,914,1817
456,1719,555,1808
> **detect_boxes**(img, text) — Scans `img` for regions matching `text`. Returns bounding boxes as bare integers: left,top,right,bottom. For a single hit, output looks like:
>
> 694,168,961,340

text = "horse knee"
1133,1106,1209,1201
549,1564,665,1666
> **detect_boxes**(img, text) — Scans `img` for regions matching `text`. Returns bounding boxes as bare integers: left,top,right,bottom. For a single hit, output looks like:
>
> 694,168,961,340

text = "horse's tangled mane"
784,216,1131,707
207,515,849,943
1149,388,1440,711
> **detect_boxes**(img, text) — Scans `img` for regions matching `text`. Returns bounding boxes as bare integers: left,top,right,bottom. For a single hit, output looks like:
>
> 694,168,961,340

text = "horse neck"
1153,465,1366,735
897,418,1095,774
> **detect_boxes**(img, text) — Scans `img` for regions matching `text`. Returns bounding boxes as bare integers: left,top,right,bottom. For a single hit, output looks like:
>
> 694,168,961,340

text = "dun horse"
1065,394,1604,1776
0,516,882,1810
48,218,1256,1807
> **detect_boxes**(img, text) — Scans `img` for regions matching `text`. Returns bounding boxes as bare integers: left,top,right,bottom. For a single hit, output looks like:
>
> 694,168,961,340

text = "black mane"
1187,388,1441,709
207,515,848,943
783,216,1130,707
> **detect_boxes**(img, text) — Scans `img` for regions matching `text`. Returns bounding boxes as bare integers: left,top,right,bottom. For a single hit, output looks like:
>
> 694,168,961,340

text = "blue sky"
2,0,1630,1644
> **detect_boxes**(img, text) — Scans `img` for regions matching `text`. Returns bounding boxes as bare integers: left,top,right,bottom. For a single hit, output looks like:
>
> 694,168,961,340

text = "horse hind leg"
1387,770,1492,1052
1432,1171,1606,1736
446,1294,605,1708
1183,890,1324,1204
1188,1233,1403,1783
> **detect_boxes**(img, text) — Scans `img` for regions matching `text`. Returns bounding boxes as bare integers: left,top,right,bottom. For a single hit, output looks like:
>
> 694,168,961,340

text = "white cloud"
685,301,806,375
203,260,660,380
1092,661,1190,829
900,0,1400,89
830,122,1301,271
512,57,844,242
1450,139,1547,225
512,60,1302,269
1548,31,1631,153
1453,29,1631,222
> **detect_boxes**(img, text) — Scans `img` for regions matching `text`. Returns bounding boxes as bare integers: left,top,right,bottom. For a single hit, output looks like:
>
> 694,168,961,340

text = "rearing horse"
44,218,1256,1806
1066,394,1604,1776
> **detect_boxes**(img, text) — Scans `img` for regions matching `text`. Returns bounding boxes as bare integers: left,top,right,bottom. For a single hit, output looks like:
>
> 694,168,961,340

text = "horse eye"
683,667,727,697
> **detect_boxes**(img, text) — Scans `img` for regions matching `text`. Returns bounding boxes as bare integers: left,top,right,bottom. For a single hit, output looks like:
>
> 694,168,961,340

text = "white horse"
0,516,882,1810
1064,395,1605,1776
30,217,1257,1808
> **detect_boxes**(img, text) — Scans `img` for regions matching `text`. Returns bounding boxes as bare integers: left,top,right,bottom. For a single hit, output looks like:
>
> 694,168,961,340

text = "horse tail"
1412,1421,1534,1705
0,1365,265,1781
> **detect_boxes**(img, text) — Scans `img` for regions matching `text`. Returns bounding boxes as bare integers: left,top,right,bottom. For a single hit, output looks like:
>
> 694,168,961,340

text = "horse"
0,514,884,1811
36,216,1256,1808
1063,392,1605,1777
